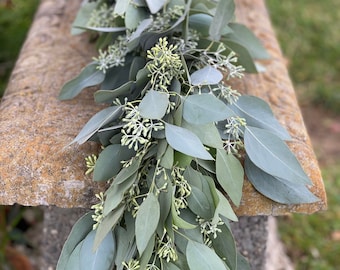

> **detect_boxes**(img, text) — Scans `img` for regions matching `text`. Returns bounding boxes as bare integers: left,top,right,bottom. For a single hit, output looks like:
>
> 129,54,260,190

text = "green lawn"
266,0,340,113
0,0,39,96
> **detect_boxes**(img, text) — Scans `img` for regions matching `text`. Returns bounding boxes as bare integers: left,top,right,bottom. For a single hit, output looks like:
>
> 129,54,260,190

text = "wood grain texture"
0,0,326,215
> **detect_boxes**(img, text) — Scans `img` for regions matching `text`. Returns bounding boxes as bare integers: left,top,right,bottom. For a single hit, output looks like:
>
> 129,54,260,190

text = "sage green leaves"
57,0,318,269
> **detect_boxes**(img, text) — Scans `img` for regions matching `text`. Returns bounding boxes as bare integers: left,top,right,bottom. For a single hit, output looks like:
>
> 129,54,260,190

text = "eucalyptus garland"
56,1,319,269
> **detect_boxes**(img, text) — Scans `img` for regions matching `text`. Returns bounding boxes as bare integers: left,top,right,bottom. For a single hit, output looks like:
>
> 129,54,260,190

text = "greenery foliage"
57,0,319,269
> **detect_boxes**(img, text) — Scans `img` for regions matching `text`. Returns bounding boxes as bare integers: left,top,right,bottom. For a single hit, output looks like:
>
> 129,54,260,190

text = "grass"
266,0,340,113
277,165,340,270
266,0,340,269
0,0,39,96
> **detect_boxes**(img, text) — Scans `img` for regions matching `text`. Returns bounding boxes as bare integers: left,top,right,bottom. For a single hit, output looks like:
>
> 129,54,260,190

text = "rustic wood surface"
0,0,327,215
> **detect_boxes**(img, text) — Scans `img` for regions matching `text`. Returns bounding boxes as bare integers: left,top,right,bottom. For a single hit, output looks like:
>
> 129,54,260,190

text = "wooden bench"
0,0,327,268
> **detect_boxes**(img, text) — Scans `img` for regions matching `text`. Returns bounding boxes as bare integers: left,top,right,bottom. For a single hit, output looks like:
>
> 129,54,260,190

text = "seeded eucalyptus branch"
57,0,319,269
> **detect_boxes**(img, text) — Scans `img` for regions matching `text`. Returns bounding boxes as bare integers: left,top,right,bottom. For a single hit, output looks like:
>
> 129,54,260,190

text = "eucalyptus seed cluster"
87,3,115,28
157,233,178,263
171,167,191,214
91,192,105,230
93,36,128,73
121,102,164,152
146,37,184,91
223,116,247,155
149,5,184,32
203,44,245,79
197,217,224,246
85,154,97,175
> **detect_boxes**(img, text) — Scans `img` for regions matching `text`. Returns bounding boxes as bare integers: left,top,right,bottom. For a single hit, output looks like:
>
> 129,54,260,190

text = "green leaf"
125,3,148,30
244,126,312,185
145,0,167,14
209,0,235,41
245,157,319,204
211,223,237,270
213,190,238,223
94,81,134,104
222,39,257,73
229,95,291,140
57,213,94,270
101,63,131,90
160,144,174,169
79,230,115,270
71,106,123,145
171,196,196,229
165,123,213,160
237,252,250,270
136,193,160,254
103,172,137,216
71,2,98,35
216,149,244,206
190,66,223,86
186,240,227,270
63,241,82,270
114,0,129,16
59,62,105,100
226,23,270,59
114,227,130,270
94,205,125,250
93,144,135,181
114,157,141,185
187,186,213,220
129,57,146,81
139,235,155,269
189,13,213,37
183,93,233,125
182,121,223,149
139,89,169,119
163,262,181,270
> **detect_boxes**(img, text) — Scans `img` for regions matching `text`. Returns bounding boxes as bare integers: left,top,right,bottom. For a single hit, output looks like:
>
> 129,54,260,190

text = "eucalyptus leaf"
145,0,167,14
229,95,291,140
189,13,213,37
136,193,160,254
165,123,213,160
93,144,135,181
94,205,125,250
171,196,196,229
244,126,312,185
160,144,174,169
101,62,131,90
56,212,94,270
213,190,238,223
63,241,82,270
163,262,181,270
216,149,244,206
245,157,319,204
94,81,134,104
222,39,257,73
209,0,235,41
182,121,223,149
227,23,270,59
190,66,223,86
237,252,251,270
114,0,129,16
125,3,148,30
139,235,155,269
114,227,130,270
79,230,115,270
129,57,146,81
128,18,153,48
139,89,169,119
186,240,227,270
103,172,137,216
59,62,105,100
187,186,213,220
71,106,123,145
211,223,237,270
183,93,233,125
71,2,98,35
